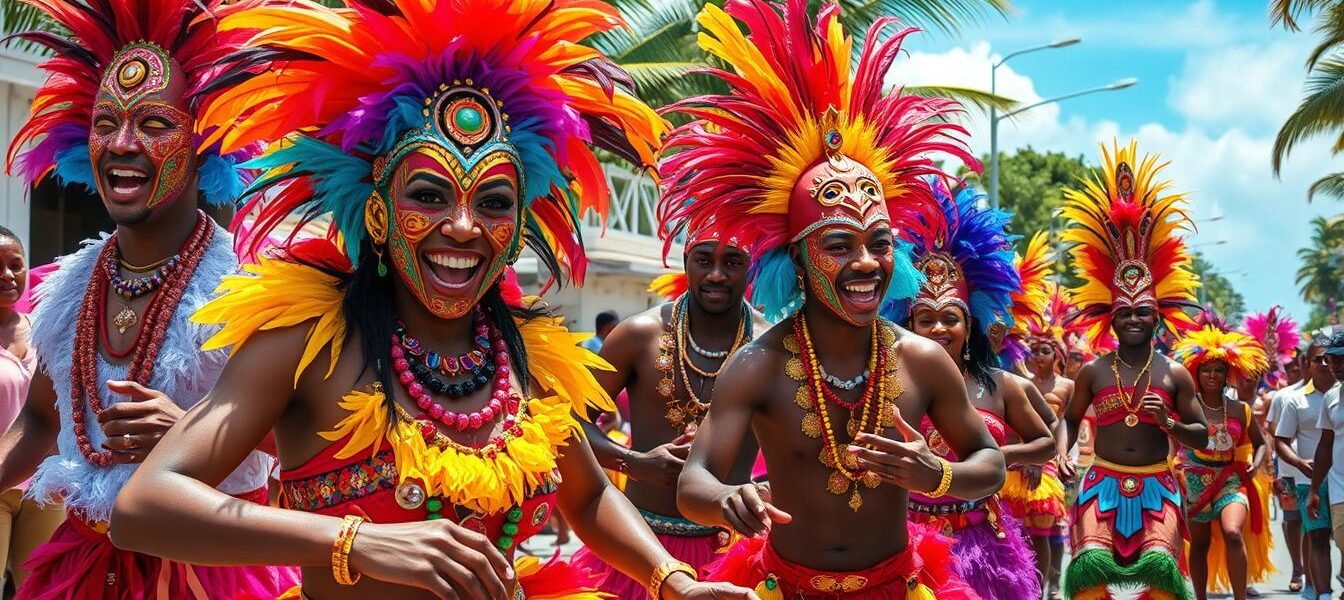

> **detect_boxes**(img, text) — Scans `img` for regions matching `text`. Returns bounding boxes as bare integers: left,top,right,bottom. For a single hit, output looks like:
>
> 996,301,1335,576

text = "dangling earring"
365,193,390,278
962,343,971,362
374,245,388,277
795,272,806,305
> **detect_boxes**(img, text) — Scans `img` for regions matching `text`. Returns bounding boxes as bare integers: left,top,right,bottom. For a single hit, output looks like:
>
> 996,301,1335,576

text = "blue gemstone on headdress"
825,129,842,150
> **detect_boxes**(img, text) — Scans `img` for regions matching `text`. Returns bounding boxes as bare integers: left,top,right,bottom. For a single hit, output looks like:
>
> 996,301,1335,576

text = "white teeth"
843,282,878,293
427,254,480,269
110,168,146,178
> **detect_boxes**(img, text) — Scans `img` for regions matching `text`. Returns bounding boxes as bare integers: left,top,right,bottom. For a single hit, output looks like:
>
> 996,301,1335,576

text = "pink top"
0,335,36,492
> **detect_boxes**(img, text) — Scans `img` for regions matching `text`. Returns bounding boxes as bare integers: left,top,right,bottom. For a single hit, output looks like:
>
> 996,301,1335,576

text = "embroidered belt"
907,498,984,516
640,509,723,538
281,450,399,511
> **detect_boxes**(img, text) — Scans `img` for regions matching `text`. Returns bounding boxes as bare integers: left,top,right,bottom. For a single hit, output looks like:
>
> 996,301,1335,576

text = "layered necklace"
107,244,186,334
390,310,511,432
1198,393,1234,452
1110,348,1154,427
71,213,213,467
655,295,750,433
785,314,899,511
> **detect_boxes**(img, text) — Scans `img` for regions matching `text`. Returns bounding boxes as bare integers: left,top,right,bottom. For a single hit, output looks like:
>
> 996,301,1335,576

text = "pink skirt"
16,492,299,600
572,531,727,599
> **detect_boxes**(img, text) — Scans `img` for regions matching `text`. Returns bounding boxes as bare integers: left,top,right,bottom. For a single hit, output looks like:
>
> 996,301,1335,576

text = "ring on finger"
122,433,134,448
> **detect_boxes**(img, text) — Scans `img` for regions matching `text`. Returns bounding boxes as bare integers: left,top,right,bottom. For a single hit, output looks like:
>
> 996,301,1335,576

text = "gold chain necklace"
1109,348,1154,427
656,297,749,433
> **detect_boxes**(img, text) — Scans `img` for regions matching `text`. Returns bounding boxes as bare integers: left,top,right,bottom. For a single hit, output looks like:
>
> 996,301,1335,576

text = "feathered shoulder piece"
200,0,666,284
887,178,1019,335
1172,325,1269,385
5,0,260,204
1061,139,1200,347
656,0,978,320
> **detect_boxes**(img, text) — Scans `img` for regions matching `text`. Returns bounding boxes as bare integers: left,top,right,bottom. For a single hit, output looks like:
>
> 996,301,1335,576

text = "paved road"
523,510,1343,600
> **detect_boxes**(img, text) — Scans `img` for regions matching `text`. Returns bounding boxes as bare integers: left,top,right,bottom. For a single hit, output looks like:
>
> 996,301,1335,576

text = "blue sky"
886,0,1342,326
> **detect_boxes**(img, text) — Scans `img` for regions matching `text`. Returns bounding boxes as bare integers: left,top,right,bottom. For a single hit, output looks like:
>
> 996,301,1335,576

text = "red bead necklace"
70,213,213,467
391,318,514,433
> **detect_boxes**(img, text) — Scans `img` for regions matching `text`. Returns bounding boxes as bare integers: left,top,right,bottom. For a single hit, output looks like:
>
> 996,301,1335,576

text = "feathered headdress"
1001,232,1053,366
655,0,978,320
1172,326,1269,385
1025,282,1086,358
1061,139,1200,347
1245,306,1301,368
1195,306,1232,331
200,0,666,285
888,178,1019,335
5,0,258,204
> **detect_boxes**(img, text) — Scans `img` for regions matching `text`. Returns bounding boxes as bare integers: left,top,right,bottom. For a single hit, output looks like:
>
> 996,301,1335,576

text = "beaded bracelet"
333,515,365,586
923,457,953,499
648,559,697,600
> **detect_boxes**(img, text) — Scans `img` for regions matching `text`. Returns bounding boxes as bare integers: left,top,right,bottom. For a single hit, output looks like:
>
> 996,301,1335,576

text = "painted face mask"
366,86,525,319
787,126,893,326
89,42,194,210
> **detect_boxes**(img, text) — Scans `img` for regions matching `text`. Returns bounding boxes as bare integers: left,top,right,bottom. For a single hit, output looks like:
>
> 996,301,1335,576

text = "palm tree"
4,0,1017,112
1296,216,1344,316
1270,1,1344,199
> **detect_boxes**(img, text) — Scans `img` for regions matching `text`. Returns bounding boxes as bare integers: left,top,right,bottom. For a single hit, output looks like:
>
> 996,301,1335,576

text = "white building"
0,43,675,331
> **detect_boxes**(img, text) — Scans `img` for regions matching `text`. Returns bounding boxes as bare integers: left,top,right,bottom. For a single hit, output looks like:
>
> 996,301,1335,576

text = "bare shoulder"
722,320,790,375
748,308,772,340
609,303,669,341
890,323,947,367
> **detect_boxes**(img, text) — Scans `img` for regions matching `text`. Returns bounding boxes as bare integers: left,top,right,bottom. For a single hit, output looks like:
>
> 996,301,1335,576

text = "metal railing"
583,165,661,239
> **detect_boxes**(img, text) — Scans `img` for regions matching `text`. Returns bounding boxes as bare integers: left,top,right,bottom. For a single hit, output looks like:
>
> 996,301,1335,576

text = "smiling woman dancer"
888,179,1053,600
1172,325,1271,600
108,2,760,600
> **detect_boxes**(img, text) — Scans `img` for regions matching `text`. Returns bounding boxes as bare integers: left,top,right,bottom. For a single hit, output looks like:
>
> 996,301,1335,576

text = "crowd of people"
0,0,1336,599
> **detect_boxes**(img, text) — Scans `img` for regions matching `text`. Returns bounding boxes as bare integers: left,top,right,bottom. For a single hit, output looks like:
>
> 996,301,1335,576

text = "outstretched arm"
0,369,59,491
678,345,789,536
111,325,516,599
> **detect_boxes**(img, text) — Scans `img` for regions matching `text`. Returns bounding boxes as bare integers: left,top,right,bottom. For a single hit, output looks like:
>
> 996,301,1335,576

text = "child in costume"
1058,140,1209,600
890,180,1051,600
106,2,762,599
1172,325,1273,600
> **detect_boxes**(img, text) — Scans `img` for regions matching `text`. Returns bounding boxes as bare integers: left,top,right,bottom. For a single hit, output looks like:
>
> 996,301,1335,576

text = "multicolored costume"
1244,307,1301,391
885,180,1039,600
1002,281,1075,542
191,0,663,596
5,0,299,597
1060,141,1201,600
655,0,979,597
1000,232,1053,370
1171,325,1273,592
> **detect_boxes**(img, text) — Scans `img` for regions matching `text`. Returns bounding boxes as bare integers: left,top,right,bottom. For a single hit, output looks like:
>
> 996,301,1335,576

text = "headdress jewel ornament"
1061,139,1200,347
654,0,979,321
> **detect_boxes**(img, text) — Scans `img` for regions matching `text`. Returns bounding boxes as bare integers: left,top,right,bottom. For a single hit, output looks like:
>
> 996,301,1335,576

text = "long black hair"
340,237,544,416
964,316,999,395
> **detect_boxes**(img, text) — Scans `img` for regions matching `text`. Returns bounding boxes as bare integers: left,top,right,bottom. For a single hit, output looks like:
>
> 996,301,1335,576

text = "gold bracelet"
923,457,953,499
647,559,697,600
332,515,365,586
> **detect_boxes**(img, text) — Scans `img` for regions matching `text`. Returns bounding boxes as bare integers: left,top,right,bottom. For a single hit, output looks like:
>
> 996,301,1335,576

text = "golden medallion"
665,406,684,426
117,58,147,89
861,471,881,489
1124,413,1139,428
820,448,837,468
113,305,138,335
783,334,800,354
794,386,814,409
801,412,822,438
848,490,863,511
785,357,805,381
827,471,850,495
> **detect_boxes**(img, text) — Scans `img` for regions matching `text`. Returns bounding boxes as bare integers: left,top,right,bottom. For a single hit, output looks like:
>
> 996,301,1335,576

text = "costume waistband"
640,509,723,538
908,498,985,516
760,535,923,594
1090,457,1171,475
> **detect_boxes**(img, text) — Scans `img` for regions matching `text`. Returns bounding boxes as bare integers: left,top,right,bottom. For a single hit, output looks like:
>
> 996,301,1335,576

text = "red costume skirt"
16,489,299,600
704,524,981,600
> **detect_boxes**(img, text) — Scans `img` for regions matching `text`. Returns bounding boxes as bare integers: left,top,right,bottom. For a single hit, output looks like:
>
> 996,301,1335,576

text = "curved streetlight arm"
997,79,1137,121
994,38,1082,68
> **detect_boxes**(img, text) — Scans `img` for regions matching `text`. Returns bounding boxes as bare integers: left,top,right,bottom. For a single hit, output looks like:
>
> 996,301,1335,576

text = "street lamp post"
988,38,1138,209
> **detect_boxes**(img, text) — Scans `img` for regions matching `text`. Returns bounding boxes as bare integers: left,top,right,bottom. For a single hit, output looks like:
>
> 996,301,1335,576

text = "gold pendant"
785,357,805,381
819,448,837,468
846,418,859,437
848,489,863,511
1124,413,1139,427
827,470,850,495
665,406,684,427
113,305,138,334
795,386,814,409
861,471,881,489
801,412,822,438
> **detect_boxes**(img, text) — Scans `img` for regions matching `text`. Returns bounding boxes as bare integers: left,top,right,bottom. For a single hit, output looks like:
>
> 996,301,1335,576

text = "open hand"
848,407,942,494
663,573,761,600
1139,393,1169,426
98,381,185,463
349,519,516,600
717,481,791,537
630,431,695,488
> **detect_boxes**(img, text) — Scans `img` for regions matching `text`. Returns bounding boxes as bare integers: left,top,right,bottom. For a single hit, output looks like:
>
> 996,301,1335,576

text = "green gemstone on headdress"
455,106,484,134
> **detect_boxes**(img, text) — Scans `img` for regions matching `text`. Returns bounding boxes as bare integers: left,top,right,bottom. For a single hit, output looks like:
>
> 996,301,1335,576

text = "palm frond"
1,2,61,54
1273,57,1344,175
1271,0,1334,32
828,0,1012,39
1308,171,1344,201
903,84,1018,115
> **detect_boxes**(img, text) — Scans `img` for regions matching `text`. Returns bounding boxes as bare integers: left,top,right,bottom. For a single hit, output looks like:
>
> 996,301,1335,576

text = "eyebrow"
477,178,516,194
407,171,455,188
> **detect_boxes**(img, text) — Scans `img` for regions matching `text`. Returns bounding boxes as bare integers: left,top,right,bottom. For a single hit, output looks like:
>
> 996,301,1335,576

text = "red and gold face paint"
789,154,893,326
90,42,194,210
382,142,521,319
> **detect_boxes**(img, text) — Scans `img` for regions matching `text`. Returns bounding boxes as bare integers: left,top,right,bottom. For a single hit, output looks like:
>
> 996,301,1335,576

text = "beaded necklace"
393,315,496,399
72,213,213,467
785,314,898,511
1110,349,1154,427
656,295,750,432
391,319,513,432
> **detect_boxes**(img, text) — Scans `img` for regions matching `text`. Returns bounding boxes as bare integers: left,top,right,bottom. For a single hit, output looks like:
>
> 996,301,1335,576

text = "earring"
364,193,390,278
963,344,971,362
374,245,388,277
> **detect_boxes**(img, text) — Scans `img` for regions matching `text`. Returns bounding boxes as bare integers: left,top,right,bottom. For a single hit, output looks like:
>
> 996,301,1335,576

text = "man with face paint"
573,219,770,599
1058,140,1209,600
0,1,300,598
663,2,1005,598
109,2,764,600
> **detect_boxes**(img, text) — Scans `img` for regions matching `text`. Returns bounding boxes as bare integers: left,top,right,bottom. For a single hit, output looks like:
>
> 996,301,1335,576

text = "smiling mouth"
423,251,483,291
839,279,881,307
104,166,151,200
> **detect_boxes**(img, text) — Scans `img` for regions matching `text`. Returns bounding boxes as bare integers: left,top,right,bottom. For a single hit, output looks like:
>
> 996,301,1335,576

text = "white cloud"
886,38,1342,321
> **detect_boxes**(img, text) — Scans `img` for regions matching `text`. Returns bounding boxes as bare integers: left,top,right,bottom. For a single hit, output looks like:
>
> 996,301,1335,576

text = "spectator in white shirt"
1267,348,1308,591
1278,336,1339,600
1307,332,1344,594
